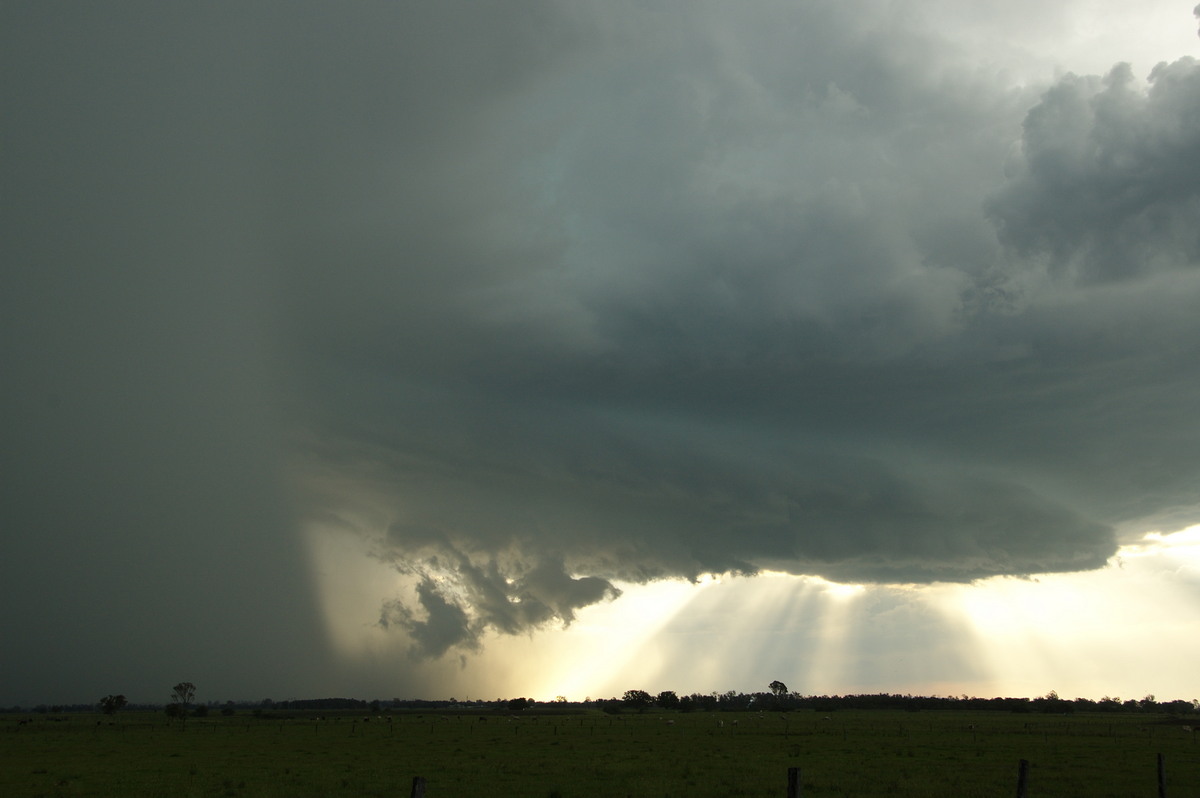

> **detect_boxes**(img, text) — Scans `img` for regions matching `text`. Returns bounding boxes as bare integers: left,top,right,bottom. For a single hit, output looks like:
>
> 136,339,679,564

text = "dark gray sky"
3,1,1199,706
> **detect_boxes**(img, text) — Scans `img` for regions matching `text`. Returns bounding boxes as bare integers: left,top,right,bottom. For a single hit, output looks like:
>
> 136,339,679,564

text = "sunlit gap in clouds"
528,530,1200,702
513,572,871,701
483,576,715,701
299,519,1200,703
299,523,877,701
935,524,1200,700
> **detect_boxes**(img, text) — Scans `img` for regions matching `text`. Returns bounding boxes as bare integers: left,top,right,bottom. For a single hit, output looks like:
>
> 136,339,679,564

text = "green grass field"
3,709,1198,797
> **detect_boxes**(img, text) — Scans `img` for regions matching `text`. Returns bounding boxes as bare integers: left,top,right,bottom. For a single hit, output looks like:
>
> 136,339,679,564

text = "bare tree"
169,682,196,728
99,694,127,717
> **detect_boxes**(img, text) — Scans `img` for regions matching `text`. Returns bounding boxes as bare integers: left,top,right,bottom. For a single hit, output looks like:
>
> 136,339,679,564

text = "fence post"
411,775,427,798
1015,759,1029,798
787,766,801,798
1158,753,1167,798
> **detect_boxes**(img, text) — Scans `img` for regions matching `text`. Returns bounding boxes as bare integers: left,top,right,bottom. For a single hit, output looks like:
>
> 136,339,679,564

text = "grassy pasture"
3,709,1198,797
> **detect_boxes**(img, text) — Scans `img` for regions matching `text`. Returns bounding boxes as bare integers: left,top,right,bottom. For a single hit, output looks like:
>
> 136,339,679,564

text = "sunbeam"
936,525,1200,699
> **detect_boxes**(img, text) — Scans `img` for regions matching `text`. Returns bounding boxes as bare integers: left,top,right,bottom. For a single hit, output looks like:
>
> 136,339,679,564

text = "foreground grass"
3,709,1198,797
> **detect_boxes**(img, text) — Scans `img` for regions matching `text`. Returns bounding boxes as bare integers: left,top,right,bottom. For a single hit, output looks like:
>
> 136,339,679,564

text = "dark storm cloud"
380,580,477,661
988,59,1200,282
4,1,1199,678
279,3,1200,656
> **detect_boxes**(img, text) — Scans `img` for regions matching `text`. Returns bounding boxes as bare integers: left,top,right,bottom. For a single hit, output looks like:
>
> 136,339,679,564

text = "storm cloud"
273,3,1200,655
4,1,1199,679
989,58,1200,282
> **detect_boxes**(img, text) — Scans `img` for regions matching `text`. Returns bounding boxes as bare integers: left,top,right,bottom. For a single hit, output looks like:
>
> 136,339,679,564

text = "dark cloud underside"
4,2,1199,670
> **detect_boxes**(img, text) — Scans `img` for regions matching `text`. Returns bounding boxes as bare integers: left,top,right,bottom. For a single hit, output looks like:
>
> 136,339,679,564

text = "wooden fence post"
1157,753,1167,798
787,766,801,798
410,775,426,798
1015,759,1029,798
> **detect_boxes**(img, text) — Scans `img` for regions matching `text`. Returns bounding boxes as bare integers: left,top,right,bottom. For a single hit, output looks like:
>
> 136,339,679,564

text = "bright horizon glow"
446,527,1200,703
300,525,1200,703
936,525,1200,700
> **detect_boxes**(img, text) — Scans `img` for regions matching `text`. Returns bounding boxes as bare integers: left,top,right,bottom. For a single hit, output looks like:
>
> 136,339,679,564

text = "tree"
622,689,653,710
769,680,788,697
718,690,750,710
170,682,196,728
656,690,680,709
172,681,196,706
98,694,127,716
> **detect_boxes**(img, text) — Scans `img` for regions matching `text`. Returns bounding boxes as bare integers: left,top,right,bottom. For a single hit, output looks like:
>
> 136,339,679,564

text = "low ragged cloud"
377,545,621,660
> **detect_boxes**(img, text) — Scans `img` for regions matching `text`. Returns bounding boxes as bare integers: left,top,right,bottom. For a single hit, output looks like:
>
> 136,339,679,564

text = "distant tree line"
588,687,1196,716
7,688,1197,717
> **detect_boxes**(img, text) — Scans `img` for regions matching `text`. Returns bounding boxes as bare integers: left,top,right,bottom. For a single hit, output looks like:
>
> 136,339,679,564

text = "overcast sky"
3,1,1200,707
